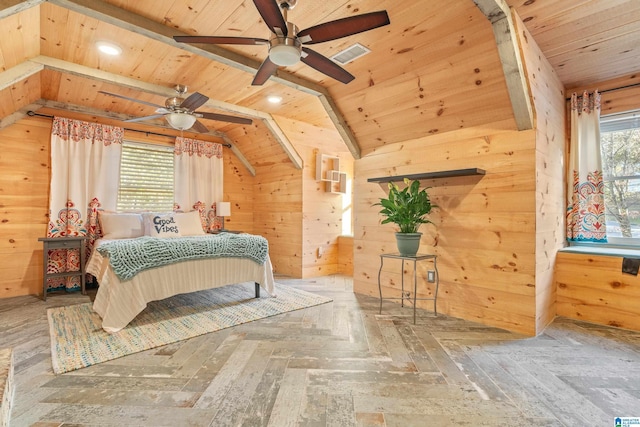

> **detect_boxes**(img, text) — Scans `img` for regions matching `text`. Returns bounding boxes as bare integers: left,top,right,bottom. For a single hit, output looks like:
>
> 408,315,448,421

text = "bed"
86,211,276,333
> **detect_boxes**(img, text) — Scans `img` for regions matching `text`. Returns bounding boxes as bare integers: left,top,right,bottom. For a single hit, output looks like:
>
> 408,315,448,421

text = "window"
600,110,640,246
117,141,174,212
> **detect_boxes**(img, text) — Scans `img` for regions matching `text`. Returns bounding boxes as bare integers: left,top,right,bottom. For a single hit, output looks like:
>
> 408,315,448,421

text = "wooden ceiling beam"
29,55,302,169
0,0,43,19
30,99,259,176
0,60,43,90
473,0,534,130
0,59,259,175
46,0,360,158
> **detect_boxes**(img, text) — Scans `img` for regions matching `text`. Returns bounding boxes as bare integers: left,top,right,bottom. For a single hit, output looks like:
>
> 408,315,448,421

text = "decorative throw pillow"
146,213,181,238
174,210,205,236
99,212,144,239
142,212,165,235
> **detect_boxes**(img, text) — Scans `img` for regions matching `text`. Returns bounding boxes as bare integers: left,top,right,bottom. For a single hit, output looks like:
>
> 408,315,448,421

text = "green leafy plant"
375,178,435,233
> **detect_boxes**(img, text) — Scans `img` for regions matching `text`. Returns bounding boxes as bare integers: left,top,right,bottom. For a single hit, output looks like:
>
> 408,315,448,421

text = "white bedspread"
87,238,276,333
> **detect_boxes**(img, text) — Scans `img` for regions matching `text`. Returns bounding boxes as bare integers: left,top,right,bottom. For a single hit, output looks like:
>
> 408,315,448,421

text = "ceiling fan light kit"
268,36,301,66
173,0,390,85
165,112,197,130
98,85,252,133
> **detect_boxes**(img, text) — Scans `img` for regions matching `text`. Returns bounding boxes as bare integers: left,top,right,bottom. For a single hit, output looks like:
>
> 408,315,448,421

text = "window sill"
560,246,640,258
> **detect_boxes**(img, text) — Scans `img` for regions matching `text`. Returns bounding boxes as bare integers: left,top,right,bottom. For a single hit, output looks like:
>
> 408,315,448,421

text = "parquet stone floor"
1,275,640,426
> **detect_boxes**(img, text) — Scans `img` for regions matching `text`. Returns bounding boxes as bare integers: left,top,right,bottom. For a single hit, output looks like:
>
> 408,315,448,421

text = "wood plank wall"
229,120,304,278
338,236,354,276
0,108,354,296
556,75,640,331
556,252,640,330
354,127,539,335
272,116,355,279
251,159,303,278
0,117,51,298
513,13,566,333
223,148,255,235
352,9,567,336
0,114,254,298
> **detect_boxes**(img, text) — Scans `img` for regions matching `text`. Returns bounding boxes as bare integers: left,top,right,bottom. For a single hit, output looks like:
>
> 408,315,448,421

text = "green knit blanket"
97,234,269,281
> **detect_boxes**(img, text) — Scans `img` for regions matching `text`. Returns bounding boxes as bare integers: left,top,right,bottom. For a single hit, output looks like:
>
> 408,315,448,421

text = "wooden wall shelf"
367,168,486,183
316,153,347,194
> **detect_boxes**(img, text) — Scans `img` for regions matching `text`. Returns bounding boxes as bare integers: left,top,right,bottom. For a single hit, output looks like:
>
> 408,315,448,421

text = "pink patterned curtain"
46,117,123,293
173,137,224,232
566,90,607,243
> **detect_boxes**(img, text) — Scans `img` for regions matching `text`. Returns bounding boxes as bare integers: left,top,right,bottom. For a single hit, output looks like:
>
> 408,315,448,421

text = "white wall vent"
330,43,371,65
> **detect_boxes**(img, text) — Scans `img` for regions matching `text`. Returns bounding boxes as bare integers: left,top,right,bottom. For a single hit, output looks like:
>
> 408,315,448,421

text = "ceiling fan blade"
301,47,355,84
99,90,165,109
298,10,390,44
191,120,209,133
124,114,166,123
173,35,269,46
252,56,279,86
253,0,287,36
198,111,253,125
180,91,209,111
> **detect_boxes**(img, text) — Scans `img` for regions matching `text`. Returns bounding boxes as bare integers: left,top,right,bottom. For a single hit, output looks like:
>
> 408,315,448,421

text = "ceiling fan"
98,85,252,133
173,0,390,86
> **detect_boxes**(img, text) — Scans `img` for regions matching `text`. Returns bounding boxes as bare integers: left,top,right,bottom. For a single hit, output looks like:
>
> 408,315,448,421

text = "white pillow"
146,213,181,238
99,212,144,239
174,210,205,236
142,212,168,235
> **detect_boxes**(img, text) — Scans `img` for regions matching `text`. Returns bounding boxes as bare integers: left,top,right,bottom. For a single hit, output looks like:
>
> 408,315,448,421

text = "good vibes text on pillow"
152,215,179,235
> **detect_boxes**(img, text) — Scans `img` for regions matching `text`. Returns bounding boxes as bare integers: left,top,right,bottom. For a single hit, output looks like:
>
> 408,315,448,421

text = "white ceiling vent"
330,43,371,65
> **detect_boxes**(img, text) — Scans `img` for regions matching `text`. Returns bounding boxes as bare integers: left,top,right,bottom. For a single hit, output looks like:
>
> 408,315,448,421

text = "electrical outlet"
427,270,436,283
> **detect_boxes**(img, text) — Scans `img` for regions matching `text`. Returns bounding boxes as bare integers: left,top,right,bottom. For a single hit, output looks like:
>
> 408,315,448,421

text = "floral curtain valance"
566,90,607,243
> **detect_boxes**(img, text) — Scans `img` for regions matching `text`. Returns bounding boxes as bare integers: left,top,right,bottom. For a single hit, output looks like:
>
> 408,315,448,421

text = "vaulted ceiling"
1,0,639,170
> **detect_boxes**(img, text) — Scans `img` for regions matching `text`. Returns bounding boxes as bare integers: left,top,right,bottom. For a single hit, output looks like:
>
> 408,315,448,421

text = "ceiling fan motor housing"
269,22,301,66
165,97,185,109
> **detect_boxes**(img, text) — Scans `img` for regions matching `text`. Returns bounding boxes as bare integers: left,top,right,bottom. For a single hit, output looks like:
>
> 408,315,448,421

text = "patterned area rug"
47,283,332,374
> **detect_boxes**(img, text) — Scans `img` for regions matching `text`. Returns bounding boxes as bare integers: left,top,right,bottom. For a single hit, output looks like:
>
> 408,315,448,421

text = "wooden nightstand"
38,236,88,301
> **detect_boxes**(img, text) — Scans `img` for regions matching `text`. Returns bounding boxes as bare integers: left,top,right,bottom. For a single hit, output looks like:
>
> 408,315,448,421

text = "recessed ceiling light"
96,41,122,56
267,95,282,104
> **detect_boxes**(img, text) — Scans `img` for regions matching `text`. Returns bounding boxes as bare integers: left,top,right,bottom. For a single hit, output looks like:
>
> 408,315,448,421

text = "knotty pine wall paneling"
354,128,538,335
0,114,253,298
556,76,640,331
353,8,568,336
556,252,640,331
225,121,305,278
514,12,567,333
222,152,254,235
301,145,353,278
251,156,303,278
0,117,51,298
270,115,354,278
338,236,354,276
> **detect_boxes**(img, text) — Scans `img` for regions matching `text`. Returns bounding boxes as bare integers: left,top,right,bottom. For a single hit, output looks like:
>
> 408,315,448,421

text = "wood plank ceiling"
0,0,639,167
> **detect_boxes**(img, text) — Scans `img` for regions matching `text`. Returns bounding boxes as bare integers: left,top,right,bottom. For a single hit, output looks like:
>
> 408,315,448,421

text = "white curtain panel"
174,137,223,231
47,117,123,292
566,90,607,243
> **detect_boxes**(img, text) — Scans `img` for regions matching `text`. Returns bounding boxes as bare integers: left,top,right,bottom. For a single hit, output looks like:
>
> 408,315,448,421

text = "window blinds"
601,110,640,133
117,141,174,212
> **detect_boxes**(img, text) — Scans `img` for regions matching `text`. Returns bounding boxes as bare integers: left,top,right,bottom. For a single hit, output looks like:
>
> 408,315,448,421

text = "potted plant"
375,178,436,256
